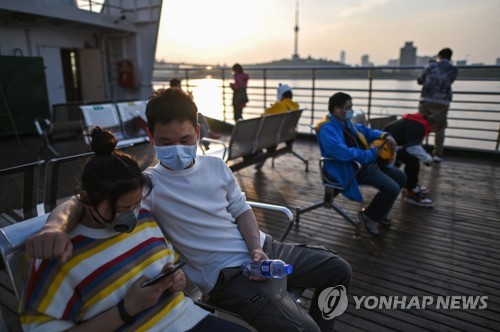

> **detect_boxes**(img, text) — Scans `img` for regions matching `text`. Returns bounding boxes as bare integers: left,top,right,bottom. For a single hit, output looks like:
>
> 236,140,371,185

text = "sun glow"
189,78,225,120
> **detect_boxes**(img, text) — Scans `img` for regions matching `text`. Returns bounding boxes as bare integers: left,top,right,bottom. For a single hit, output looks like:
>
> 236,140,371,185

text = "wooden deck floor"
1,135,500,331
234,139,500,332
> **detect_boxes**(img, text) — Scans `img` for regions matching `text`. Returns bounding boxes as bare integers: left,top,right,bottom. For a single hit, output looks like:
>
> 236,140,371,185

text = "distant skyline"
155,0,500,66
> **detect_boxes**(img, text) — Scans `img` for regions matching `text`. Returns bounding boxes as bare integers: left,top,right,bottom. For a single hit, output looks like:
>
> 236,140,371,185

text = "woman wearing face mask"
314,92,405,237
20,127,250,332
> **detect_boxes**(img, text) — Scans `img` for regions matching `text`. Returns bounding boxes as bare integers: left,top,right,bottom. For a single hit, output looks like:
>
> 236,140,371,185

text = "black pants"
233,105,243,121
395,149,420,190
208,235,352,331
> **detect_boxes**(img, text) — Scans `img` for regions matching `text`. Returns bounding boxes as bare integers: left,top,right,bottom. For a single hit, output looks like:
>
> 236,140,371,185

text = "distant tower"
399,41,417,66
292,0,300,60
340,50,346,64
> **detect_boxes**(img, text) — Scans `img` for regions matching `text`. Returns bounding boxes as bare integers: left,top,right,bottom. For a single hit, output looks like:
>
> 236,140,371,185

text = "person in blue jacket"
315,92,406,236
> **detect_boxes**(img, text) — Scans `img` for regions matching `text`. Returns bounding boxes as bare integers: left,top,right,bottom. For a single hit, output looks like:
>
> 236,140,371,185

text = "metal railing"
152,64,500,152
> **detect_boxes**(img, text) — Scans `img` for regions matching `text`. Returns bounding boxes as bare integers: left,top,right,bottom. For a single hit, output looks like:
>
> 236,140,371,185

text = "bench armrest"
200,138,227,160
247,201,294,241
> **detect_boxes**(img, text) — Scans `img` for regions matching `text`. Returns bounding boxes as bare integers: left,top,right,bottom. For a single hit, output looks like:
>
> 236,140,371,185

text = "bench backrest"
80,104,147,147
226,117,262,160
278,109,303,144
0,214,48,302
115,100,148,139
43,152,94,212
0,161,44,225
254,113,286,152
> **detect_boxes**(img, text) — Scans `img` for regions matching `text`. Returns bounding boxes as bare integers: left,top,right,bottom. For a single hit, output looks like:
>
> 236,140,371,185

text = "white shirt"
142,155,266,294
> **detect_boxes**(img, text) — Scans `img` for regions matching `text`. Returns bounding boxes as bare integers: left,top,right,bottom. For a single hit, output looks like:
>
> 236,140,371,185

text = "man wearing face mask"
315,92,406,236
26,88,352,332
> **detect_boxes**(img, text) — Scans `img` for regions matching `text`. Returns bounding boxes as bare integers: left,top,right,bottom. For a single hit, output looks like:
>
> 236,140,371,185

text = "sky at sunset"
155,0,500,66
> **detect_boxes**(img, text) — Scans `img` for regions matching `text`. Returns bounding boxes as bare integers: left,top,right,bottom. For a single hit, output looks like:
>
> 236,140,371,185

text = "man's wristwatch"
117,299,135,323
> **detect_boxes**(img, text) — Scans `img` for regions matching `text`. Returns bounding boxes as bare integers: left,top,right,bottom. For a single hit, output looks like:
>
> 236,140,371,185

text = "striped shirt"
19,210,208,331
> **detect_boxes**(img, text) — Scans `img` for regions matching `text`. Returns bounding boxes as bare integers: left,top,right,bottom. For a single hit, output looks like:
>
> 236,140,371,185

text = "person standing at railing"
417,48,458,163
230,63,249,121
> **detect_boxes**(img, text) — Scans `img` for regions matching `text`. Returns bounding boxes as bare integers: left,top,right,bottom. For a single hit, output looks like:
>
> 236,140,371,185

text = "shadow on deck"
1,134,499,331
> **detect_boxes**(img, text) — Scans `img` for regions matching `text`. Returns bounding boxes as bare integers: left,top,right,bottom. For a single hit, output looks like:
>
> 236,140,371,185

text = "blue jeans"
357,163,406,221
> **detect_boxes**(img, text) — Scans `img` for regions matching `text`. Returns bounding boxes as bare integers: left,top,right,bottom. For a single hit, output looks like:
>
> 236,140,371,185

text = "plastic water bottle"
241,259,293,278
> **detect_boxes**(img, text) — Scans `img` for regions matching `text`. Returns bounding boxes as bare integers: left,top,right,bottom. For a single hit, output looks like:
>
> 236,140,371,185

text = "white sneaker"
433,155,443,163
404,191,435,208
412,185,429,195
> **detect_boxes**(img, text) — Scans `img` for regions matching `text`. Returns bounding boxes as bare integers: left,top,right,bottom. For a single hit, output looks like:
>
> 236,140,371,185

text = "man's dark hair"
438,48,453,60
146,88,198,135
282,90,293,99
169,78,181,88
328,92,352,112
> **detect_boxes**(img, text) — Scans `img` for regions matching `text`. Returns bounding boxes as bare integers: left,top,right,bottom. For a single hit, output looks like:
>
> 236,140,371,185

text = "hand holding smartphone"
141,260,186,287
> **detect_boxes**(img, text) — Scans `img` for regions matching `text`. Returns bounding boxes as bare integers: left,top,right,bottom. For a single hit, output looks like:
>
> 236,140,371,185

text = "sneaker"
412,185,429,195
358,210,380,236
380,216,392,226
404,191,435,208
433,155,443,163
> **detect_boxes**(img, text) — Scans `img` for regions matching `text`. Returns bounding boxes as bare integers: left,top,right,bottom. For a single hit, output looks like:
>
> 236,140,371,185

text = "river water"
153,78,500,151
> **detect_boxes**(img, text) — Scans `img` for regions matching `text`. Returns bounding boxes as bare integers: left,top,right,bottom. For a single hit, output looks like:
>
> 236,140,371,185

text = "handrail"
152,64,500,152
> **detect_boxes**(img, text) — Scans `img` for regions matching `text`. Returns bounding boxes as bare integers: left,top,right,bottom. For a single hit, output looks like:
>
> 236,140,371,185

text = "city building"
361,54,373,67
399,41,417,66
340,50,346,64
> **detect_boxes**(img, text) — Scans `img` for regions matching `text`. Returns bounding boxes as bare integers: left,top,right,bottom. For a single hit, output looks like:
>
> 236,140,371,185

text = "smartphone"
141,260,186,287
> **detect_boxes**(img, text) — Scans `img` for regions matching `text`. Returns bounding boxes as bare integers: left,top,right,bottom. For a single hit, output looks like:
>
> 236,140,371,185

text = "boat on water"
1,1,500,331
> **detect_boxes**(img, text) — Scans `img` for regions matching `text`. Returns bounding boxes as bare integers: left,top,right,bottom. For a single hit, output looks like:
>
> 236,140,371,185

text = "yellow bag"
371,139,396,166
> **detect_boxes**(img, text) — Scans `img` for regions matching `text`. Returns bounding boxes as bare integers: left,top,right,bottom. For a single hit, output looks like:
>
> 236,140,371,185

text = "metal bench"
201,110,308,172
0,161,44,226
0,214,48,331
80,103,147,148
0,201,294,331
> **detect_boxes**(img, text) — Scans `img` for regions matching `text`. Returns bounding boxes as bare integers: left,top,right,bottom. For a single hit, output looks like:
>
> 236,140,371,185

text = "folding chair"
296,157,362,239
296,127,362,238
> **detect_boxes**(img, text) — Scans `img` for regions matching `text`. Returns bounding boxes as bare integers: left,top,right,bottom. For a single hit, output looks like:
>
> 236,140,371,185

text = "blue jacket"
317,116,385,202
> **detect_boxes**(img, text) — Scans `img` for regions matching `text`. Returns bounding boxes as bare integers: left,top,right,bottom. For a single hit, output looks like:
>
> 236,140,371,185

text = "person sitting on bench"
263,83,300,115
25,88,351,332
20,127,249,332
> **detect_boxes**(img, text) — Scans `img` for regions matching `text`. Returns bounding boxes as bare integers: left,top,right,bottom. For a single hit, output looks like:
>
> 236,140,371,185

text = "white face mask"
154,144,197,170
334,107,354,122
345,109,354,120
